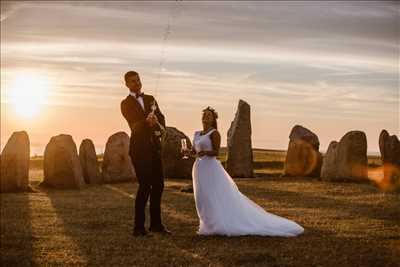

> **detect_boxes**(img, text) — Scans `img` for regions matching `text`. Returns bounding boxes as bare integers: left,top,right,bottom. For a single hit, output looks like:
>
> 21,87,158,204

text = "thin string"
154,1,182,98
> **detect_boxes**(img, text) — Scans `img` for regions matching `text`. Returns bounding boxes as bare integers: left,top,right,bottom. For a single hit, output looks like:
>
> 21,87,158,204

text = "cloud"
1,1,398,151
0,1,24,22
2,2,398,56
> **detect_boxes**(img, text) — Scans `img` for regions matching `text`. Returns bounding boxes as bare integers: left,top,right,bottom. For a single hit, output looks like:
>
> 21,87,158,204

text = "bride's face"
202,110,214,128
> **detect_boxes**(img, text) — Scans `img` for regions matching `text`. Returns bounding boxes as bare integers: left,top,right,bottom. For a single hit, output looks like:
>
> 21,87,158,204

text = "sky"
1,1,399,155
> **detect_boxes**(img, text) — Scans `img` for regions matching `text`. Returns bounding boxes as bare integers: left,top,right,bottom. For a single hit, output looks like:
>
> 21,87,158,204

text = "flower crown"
203,106,218,119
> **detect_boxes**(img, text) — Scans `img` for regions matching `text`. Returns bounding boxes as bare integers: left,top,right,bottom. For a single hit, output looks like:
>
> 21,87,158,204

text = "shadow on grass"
163,180,400,266
104,183,290,267
36,181,399,267
237,182,400,225
0,192,33,266
289,227,400,267
41,184,212,266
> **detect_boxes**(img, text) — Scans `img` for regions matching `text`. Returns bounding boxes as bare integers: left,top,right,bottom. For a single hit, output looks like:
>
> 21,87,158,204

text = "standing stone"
42,134,85,189
320,141,338,179
379,130,400,191
289,125,320,150
0,131,30,192
336,131,368,180
162,127,194,179
227,99,253,178
102,132,136,183
79,139,102,184
321,131,368,182
284,125,322,177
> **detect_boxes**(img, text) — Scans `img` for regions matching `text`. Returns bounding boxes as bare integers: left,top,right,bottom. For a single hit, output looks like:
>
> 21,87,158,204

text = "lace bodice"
193,129,216,152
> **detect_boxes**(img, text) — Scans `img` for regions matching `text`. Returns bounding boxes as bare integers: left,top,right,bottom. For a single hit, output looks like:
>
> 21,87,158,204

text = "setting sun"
8,73,50,119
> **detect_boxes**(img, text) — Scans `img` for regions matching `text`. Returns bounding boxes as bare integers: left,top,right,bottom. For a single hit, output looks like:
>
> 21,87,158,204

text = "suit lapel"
128,95,145,116
143,95,151,116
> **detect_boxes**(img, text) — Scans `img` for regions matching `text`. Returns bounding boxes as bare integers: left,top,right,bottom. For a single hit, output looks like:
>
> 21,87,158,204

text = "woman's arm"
182,134,197,158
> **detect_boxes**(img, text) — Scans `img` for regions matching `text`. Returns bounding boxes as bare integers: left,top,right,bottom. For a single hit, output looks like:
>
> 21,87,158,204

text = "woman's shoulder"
209,129,220,137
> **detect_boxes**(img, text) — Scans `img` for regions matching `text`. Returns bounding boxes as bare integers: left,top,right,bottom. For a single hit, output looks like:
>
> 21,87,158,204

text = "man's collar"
129,92,144,98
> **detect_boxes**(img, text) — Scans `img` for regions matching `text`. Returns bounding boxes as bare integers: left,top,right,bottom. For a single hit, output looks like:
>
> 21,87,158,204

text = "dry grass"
2,150,394,266
217,148,286,163
1,174,399,267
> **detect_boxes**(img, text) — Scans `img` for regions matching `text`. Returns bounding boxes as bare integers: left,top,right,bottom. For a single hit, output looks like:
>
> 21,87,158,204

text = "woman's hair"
202,106,218,129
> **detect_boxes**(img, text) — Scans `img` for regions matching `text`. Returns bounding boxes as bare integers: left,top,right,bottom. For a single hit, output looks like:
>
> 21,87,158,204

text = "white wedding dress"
192,129,304,237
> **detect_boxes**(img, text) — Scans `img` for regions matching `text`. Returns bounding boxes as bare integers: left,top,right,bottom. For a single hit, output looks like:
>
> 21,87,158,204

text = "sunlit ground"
1,167,399,266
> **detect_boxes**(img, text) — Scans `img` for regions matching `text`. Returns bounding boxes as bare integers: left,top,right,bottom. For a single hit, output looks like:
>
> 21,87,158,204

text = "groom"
120,71,170,236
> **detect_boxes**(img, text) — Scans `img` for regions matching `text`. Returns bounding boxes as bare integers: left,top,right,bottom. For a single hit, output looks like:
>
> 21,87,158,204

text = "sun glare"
8,73,50,119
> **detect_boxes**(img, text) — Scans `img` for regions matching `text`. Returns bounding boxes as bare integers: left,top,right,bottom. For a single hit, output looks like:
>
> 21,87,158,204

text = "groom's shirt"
129,91,144,110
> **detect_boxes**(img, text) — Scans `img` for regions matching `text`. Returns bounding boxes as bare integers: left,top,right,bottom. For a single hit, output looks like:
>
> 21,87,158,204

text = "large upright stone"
162,127,194,179
379,130,400,191
284,125,322,177
102,132,136,183
0,131,30,192
336,131,368,180
43,134,85,189
226,99,253,178
79,139,102,184
321,131,368,182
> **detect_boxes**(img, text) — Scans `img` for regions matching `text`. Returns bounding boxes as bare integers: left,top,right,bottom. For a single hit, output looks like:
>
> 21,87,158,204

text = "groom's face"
126,74,142,93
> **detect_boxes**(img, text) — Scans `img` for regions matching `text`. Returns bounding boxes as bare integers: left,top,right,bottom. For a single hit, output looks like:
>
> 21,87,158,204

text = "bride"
182,107,304,237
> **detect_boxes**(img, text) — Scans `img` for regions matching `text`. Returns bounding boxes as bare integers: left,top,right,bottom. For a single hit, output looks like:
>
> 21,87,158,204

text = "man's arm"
121,100,134,131
154,98,166,128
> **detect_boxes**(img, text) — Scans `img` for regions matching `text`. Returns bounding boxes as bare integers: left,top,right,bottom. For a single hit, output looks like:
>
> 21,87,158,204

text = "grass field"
1,177,399,266
2,149,397,266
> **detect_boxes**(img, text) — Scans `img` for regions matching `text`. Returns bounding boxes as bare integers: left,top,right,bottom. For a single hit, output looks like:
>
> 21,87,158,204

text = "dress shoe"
149,226,172,235
132,229,150,237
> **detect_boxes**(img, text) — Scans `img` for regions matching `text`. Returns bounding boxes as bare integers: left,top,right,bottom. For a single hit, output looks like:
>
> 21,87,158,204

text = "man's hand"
181,148,190,157
146,113,158,127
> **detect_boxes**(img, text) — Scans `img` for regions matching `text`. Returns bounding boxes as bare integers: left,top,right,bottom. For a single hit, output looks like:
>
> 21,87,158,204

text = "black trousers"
134,178,164,230
132,149,164,231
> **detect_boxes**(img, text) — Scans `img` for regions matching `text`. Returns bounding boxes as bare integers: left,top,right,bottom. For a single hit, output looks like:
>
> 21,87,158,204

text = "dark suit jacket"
120,94,166,182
